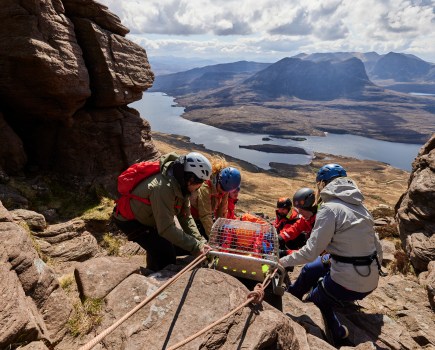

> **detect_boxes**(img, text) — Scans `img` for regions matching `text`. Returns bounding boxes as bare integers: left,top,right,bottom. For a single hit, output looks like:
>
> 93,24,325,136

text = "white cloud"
98,0,435,62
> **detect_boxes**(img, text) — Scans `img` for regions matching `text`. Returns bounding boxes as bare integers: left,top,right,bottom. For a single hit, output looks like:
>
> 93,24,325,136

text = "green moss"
68,298,104,337
367,194,385,203
81,197,115,222
101,233,125,256
7,176,112,221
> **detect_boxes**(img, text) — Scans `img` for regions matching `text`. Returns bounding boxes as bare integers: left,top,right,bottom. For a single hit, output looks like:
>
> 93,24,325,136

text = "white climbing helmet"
184,152,212,181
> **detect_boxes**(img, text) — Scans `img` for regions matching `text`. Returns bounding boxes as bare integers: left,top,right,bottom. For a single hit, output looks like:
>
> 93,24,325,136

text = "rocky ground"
2,132,433,350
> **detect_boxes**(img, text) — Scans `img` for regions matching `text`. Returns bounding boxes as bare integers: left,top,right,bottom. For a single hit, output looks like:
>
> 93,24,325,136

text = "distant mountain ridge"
151,51,435,100
371,52,434,82
239,57,373,100
150,61,270,95
152,56,381,102
294,51,435,84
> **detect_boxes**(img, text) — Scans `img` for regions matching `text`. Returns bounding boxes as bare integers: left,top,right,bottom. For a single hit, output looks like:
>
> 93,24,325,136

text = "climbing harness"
330,252,387,277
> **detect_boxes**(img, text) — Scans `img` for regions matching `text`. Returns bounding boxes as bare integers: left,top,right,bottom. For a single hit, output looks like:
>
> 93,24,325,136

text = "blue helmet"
219,167,241,192
316,164,347,183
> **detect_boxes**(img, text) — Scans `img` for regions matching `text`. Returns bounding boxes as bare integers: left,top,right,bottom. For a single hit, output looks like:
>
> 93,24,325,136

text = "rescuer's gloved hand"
279,249,288,258
278,235,286,249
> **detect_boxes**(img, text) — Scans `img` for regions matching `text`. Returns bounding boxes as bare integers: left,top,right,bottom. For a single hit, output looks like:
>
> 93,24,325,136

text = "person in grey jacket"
280,164,384,346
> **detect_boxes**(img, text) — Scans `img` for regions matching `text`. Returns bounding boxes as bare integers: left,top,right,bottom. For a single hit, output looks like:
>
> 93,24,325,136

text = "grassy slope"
152,132,410,218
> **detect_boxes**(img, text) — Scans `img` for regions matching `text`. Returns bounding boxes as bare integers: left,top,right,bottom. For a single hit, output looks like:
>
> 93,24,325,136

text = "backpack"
116,161,160,220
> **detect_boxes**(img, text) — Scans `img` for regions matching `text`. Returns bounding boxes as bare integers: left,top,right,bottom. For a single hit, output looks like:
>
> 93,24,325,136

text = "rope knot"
247,283,265,304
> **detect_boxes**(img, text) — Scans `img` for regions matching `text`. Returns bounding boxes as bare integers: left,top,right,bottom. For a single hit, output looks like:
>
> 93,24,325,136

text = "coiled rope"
78,253,208,350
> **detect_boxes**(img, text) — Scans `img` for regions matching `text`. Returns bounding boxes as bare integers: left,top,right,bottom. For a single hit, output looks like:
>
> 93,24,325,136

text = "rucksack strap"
126,193,151,205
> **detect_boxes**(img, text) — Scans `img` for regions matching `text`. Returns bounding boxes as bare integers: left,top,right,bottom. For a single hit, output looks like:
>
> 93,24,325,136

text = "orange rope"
166,268,278,350
78,254,208,350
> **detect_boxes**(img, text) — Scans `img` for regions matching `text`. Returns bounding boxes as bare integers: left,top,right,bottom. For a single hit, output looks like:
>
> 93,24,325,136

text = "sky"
98,0,435,63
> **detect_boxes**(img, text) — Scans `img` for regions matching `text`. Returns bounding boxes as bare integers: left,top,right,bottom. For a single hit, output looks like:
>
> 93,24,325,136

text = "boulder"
341,342,376,350
40,231,100,262
0,258,46,347
396,133,435,271
0,202,72,344
98,269,301,349
355,274,434,348
11,209,47,231
35,219,86,239
119,241,146,256
18,341,50,350
419,260,435,310
380,240,396,265
74,256,141,299
282,291,327,341
33,219,99,262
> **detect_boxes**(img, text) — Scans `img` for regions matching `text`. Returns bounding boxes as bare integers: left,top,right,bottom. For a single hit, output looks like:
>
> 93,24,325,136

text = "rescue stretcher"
208,217,287,296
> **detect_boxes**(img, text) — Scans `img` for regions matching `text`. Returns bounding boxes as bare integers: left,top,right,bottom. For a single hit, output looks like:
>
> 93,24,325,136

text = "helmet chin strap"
171,159,190,196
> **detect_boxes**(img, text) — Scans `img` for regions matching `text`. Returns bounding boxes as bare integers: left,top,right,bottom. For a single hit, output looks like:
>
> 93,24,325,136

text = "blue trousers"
287,255,371,340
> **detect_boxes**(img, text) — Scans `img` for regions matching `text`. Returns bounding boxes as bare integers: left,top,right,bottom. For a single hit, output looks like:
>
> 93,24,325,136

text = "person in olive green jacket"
190,155,242,238
113,152,212,271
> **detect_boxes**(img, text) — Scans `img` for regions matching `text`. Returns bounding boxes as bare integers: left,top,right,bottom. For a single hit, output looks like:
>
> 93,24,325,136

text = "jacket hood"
160,152,180,175
320,177,364,205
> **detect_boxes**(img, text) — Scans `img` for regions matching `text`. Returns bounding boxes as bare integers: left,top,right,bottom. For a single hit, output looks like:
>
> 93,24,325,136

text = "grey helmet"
293,188,316,209
184,152,212,181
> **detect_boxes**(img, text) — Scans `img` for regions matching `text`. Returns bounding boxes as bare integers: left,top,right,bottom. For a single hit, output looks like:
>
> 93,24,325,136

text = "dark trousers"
113,217,184,271
288,255,371,340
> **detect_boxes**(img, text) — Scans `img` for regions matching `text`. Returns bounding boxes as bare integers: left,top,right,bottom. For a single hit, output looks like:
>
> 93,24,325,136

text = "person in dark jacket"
279,188,317,257
273,197,299,235
280,164,383,346
113,152,212,271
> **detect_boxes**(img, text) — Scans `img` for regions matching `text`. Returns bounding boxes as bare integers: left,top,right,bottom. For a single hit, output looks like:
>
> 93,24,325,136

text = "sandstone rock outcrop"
86,269,305,350
0,0,158,190
396,133,435,272
0,201,72,347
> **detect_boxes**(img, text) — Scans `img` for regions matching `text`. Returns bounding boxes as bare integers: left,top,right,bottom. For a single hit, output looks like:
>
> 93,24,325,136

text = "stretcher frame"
207,217,287,296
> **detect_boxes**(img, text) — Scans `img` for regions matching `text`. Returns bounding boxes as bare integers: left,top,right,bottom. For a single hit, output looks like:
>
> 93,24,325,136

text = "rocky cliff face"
396,133,435,272
0,0,159,188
